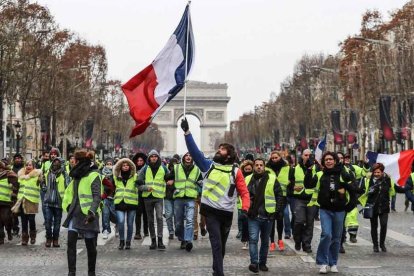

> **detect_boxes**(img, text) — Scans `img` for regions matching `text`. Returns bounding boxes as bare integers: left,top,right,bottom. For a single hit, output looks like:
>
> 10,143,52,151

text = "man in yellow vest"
137,149,169,250
0,161,18,244
288,149,318,253
246,158,284,273
181,118,250,276
62,150,101,276
167,152,202,251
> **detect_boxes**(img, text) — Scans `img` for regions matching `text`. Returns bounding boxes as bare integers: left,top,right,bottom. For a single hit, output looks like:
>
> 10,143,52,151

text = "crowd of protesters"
1,120,414,275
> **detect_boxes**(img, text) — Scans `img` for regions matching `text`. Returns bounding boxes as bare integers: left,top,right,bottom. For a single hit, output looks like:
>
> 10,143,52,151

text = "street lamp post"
75,136,79,149
14,121,21,154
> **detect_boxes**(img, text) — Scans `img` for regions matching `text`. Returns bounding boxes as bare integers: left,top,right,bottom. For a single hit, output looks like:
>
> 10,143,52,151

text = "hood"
113,158,136,179
132,152,148,165
181,152,194,165
18,168,42,180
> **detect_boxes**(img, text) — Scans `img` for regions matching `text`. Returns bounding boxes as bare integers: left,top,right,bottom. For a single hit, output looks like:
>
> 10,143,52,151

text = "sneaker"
248,264,259,273
269,242,276,252
278,240,285,251
330,265,338,273
319,265,329,274
242,242,248,250
102,230,109,240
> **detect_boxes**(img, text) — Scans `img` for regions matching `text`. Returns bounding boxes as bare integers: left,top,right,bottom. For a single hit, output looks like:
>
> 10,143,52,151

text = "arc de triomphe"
152,81,230,157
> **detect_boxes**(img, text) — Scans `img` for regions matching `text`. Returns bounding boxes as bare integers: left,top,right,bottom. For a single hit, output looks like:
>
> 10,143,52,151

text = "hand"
181,117,189,132
239,209,248,220
84,211,95,225
147,186,153,192
294,185,303,192
167,180,174,186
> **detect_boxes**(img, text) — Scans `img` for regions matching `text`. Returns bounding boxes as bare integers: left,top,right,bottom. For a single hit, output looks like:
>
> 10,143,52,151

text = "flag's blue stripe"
167,5,194,102
366,151,379,166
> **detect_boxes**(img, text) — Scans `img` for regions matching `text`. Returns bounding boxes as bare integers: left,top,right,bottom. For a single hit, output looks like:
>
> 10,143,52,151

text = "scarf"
70,159,92,180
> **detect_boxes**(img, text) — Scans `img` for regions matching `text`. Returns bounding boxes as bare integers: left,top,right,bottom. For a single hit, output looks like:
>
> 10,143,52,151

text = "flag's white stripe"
153,35,184,105
376,152,401,183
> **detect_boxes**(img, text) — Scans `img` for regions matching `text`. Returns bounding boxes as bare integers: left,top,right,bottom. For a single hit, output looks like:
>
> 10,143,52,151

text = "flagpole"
183,1,191,118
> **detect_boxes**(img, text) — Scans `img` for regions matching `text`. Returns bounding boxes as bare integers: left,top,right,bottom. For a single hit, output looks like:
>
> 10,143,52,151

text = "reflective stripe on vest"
114,175,138,205
45,172,66,200
18,176,40,204
0,178,12,202
294,165,316,196
173,164,200,199
62,172,101,215
142,166,166,198
266,166,289,196
245,174,277,213
201,164,237,212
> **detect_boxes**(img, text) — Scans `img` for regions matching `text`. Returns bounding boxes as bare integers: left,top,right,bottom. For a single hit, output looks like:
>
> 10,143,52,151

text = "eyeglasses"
324,158,334,161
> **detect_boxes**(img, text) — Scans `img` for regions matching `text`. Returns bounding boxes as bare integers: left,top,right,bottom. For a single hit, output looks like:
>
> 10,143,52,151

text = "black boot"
380,243,387,252
118,240,125,250
67,231,78,276
157,237,166,250
85,237,97,276
125,241,131,250
149,238,157,250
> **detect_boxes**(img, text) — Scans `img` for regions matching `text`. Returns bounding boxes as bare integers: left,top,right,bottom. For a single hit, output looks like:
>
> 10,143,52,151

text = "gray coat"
62,171,101,233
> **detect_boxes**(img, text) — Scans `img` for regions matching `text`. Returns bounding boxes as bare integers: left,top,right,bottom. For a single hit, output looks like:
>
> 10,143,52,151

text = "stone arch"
174,109,204,126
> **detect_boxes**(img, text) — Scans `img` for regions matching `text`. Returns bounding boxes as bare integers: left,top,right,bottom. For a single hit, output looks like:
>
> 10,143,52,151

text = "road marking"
348,266,382,269
314,225,371,246
77,249,83,255
300,256,315,263
97,226,115,246
364,227,414,246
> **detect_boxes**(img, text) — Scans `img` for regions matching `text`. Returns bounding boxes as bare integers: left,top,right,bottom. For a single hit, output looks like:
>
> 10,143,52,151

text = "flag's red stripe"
397,150,414,186
121,64,159,137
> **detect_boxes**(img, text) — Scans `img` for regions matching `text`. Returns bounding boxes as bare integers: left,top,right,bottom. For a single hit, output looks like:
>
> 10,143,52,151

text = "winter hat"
148,149,160,158
132,152,148,164
245,153,254,161
104,157,114,165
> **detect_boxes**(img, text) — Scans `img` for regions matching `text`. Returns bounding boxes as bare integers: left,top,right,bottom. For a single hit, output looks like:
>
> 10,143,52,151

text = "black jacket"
305,165,353,212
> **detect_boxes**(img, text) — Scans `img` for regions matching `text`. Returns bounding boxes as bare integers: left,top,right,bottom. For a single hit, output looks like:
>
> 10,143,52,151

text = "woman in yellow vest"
16,160,42,245
113,158,138,250
305,151,353,274
358,163,405,253
62,150,101,276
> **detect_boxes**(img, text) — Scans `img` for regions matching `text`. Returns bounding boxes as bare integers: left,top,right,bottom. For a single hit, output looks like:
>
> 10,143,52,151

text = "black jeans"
136,200,148,236
205,214,232,276
0,206,12,239
21,213,36,233
370,212,388,246
293,199,317,249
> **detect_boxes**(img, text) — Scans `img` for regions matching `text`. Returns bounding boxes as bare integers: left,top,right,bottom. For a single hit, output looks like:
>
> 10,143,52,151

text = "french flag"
122,4,194,137
366,150,414,186
314,134,326,163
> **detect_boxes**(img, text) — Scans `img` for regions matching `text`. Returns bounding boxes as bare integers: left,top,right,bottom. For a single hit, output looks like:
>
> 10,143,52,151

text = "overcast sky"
36,0,409,124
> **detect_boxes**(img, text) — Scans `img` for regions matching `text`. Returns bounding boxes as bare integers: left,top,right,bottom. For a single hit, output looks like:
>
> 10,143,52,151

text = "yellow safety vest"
245,173,277,213
358,176,396,207
266,166,289,197
173,164,200,199
0,178,12,202
114,175,138,205
142,166,166,198
293,165,315,196
18,174,40,204
62,171,101,215
44,171,66,200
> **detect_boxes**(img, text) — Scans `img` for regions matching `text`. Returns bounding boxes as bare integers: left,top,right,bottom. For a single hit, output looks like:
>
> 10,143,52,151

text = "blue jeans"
248,217,273,265
164,199,175,235
316,209,345,266
102,198,116,233
283,197,295,236
116,210,136,242
174,199,195,242
44,206,63,240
